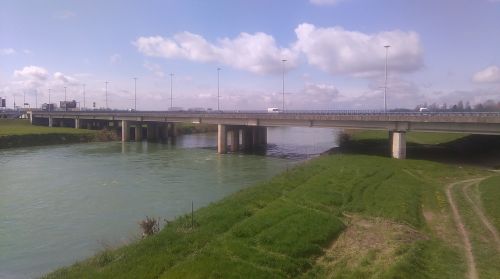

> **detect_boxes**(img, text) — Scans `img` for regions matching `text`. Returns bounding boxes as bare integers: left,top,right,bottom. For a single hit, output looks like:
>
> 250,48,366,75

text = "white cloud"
53,72,79,85
14,66,49,85
135,23,422,78
301,82,339,104
109,53,121,64
294,23,423,77
310,0,344,6
143,61,165,77
0,48,16,55
473,65,500,83
133,32,298,74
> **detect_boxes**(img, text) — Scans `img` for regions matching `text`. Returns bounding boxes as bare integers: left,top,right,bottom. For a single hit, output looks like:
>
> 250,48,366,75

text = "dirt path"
463,180,500,252
446,179,480,279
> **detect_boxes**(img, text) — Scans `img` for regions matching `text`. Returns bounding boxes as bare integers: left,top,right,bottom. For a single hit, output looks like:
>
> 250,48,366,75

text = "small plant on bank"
138,216,160,238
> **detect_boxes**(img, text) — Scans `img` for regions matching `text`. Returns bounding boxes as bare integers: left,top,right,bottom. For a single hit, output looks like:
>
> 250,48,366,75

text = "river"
0,127,339,278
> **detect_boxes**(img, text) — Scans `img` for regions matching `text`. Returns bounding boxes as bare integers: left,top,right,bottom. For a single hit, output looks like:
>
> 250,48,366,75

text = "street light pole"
281,59,287,112
133,77,137,111
64,86,67,102
217,68,221,111
35,89,38,108
384,45,391,113
170,73,174,110
48,88,51,111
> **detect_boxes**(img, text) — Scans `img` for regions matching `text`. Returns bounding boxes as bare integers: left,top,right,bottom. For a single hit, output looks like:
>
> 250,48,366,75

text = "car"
267,107,280,113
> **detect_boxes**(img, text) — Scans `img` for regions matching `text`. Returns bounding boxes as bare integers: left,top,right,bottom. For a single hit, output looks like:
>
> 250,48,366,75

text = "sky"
1,0,499,110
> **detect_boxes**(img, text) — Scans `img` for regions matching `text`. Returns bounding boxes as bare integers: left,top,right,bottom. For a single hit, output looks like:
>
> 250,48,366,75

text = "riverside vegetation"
0,119,216,149
0,119,114,148
44,131,500,278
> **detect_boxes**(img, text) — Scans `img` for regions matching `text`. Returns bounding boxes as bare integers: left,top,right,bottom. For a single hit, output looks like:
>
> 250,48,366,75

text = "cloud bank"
134,23,423,77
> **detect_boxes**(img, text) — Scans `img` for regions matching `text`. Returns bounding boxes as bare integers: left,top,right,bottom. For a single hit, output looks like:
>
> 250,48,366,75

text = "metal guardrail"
31,109,500,117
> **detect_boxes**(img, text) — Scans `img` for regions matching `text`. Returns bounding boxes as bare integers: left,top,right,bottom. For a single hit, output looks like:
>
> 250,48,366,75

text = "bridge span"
29,111,500,159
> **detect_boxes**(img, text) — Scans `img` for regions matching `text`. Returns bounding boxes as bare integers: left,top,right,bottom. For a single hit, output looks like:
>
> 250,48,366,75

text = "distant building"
60,100,77,110
0,97,6,108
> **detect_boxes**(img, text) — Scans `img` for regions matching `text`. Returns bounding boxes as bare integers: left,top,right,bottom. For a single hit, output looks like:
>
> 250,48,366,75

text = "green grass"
0,119,108,149
0,119,96,136
479,176,500,231
44,154,488,279
347,130,468,145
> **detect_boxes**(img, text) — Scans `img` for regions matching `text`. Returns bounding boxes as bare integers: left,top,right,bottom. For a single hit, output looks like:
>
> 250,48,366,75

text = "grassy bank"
479,176,500,231
0,119,116,149
341,130,500,168
45,152,495,278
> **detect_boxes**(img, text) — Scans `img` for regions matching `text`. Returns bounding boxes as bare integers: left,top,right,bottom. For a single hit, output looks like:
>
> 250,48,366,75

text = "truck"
267,107,280,113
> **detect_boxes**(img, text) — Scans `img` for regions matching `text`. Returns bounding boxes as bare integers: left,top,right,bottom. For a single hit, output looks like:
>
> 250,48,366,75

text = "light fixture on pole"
281,59,287,112
217,68,221,111
133,77,137,111
169,73,174,110
384,45,391,113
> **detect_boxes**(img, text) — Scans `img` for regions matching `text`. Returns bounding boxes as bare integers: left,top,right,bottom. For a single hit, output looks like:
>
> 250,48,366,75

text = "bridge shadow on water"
337,134,500,169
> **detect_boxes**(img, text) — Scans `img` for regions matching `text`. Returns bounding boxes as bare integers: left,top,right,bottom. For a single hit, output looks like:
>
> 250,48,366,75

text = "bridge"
29,110,500,159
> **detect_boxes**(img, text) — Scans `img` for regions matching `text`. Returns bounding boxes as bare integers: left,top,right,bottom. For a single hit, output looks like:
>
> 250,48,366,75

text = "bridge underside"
29,112,500,159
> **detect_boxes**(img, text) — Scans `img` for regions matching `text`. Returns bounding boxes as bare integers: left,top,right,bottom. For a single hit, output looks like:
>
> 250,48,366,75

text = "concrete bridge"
29,110,500,159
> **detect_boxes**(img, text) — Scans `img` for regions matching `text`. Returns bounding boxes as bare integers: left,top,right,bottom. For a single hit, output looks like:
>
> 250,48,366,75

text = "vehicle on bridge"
267,107,280,113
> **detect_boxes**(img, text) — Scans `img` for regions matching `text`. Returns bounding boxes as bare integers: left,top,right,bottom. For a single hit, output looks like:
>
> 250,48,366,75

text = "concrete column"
75,118,80,129
230,128,240,152
392,131,406,159
48,116,53,127
159,123,169,140
135,123,143,141
258,127,267,145
169,123,177,138
218,124,227,154
147,123,158,141
241,127,250,150
121,120,130,142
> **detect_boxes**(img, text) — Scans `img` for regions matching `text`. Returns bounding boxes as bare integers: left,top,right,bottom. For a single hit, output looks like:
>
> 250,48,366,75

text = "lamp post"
170,73,174,110
384,45,391,113
64,86,67,102
217,68,221,111
281,59,287,112
48,88,51,111
133,78,137,111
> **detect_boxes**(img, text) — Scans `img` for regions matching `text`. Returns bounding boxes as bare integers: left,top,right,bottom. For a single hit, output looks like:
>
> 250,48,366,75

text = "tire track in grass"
462,179,500,252
446,179,480,279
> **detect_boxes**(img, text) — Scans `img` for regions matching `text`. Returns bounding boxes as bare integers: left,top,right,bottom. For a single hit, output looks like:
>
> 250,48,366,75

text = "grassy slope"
45,154,488,279
479,176,500,231
346,130,468,145
0,119,95,136
0,119,115,149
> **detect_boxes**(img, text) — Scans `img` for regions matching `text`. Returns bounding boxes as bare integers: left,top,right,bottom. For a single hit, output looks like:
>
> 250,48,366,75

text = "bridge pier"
218,124,227,154
230,128,240,152
48,116,53,127
391,131,406,159
135,123,143,141
159,123,169,141
75,118,80,129
122,120,130,142
147,123,158,141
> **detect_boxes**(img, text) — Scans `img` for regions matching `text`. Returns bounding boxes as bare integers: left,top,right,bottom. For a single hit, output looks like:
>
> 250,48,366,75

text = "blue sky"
1,0,499,110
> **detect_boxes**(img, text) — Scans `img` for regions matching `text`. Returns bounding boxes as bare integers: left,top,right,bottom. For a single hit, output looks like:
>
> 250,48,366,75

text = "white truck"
267,107,280,113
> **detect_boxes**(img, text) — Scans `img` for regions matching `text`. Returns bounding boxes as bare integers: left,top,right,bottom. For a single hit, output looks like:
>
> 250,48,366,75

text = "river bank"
43,132,500,278
0,120,217,149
